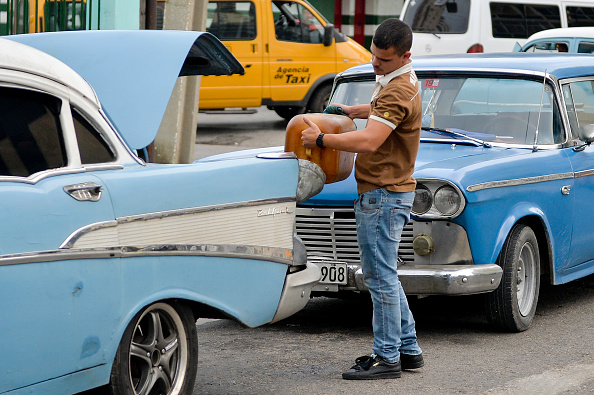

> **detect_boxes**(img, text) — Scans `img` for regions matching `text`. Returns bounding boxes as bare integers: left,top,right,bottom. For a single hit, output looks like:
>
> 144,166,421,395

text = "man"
301,18,423,380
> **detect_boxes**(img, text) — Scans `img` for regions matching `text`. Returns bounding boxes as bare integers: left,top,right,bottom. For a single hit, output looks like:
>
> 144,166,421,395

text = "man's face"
370,43,411,76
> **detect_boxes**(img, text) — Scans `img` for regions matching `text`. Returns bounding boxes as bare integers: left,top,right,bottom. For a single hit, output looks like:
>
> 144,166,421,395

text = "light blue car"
0,31,322,394
204,53,594,333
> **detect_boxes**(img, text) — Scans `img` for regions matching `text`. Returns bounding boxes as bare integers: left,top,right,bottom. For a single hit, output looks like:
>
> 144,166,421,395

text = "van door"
199,1,264,109
267,1,336,105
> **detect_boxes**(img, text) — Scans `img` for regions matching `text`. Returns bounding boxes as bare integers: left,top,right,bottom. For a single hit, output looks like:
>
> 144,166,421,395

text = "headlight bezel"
412,179,466,219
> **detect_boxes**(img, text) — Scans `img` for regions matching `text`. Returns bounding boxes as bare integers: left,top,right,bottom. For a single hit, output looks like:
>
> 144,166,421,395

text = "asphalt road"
191,107,594,395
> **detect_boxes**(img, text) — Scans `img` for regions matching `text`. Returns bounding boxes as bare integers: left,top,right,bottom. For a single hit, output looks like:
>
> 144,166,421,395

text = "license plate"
317,262,348,285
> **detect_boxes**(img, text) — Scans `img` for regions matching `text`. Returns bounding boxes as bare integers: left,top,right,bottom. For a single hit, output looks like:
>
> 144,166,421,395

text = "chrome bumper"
397,264,503,295
271,261,321,323
314,263,502,296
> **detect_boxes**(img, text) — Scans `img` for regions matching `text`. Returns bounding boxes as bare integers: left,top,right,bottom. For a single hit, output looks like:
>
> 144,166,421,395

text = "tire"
486,224,541,332
307,84,332,114
274,106,306,121
108,301,198,395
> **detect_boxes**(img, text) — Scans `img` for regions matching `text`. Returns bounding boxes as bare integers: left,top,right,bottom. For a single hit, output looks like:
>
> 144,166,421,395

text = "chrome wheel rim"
128,303,188,395
517,241,537,317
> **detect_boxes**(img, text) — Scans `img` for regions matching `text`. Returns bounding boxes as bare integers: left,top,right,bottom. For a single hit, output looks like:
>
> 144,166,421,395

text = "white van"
400,0,594,56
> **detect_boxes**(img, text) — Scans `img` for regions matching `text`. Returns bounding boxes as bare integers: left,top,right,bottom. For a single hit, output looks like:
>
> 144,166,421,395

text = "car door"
0,85,119,391
267,0,336,103
199,0,264,109
561,79,594,270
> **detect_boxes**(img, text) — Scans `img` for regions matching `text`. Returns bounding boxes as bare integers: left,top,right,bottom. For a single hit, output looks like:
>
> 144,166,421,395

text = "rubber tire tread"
485,224,540,332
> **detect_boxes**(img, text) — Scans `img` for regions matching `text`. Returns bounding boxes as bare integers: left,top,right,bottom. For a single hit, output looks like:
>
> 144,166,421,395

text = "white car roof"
527,27,594,41
0,37,98,104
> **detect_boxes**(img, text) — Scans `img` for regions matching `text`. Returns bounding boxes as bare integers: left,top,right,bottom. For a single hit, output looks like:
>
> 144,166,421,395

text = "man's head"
370,19,413,75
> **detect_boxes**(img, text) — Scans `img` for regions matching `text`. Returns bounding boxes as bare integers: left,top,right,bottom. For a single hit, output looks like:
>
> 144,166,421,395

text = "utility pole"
154,0,208,164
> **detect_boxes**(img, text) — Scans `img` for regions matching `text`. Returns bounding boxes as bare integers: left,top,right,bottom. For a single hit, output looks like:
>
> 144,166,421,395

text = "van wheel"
274,106,306,121
308,84,332,114
485,224,540,332
108,301,198,395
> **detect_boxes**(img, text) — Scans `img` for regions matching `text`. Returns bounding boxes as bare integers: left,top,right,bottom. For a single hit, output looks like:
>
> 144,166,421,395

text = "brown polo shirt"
355,65,422,195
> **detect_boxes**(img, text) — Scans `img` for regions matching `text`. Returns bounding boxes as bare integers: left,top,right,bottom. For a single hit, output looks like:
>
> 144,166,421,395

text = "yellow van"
200,0,371,120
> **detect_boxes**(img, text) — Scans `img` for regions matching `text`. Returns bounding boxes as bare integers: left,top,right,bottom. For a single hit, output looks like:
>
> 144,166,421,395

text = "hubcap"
128,304,187,395
517,241,536,317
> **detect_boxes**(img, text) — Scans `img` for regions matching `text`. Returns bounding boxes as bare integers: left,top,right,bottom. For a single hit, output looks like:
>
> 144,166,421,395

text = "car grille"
295,207,415,264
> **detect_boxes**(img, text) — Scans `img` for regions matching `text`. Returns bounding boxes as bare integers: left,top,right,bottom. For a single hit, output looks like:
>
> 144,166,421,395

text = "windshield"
331,75,564,145
402,0,470,34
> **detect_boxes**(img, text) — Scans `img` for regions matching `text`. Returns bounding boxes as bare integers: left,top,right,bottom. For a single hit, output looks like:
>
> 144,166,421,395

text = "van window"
272,1,325,43
402,0,470,34
490,3,561,39
566,6,594,27
206,1,257,40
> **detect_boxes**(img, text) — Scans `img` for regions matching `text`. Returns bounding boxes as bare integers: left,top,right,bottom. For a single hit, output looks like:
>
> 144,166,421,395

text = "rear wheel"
274,106,306,121
486,224,540,332
108,301,198,395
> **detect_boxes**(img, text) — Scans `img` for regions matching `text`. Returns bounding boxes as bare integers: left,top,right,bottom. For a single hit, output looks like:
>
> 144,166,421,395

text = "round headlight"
434,185,461,216
413,184,432,214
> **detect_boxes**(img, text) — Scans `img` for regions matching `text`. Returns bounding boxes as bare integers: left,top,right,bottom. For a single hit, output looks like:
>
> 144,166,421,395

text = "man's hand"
301,117,321,148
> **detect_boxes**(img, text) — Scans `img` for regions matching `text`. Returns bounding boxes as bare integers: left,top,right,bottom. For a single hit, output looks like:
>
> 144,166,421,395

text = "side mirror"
578,124,594,143
446,1,458,13
323,23,335,47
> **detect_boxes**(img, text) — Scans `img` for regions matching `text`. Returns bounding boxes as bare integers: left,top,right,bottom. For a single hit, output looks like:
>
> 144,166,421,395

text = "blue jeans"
355,188,422,363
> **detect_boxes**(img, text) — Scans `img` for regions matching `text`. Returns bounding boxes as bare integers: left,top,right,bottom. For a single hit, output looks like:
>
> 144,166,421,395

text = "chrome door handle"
64,182,104,202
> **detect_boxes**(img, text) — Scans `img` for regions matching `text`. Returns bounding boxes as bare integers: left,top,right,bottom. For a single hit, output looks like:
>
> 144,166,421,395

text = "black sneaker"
401,353,424,370
342,355,402,380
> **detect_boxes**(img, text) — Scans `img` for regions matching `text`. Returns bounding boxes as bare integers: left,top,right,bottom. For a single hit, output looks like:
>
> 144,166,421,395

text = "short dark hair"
372,18,413,55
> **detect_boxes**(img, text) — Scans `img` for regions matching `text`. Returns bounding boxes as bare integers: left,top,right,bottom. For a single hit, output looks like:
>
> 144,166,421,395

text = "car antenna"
533,70,547,152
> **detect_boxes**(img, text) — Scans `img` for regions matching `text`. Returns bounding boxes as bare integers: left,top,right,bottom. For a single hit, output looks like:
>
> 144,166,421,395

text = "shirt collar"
375,62,413,87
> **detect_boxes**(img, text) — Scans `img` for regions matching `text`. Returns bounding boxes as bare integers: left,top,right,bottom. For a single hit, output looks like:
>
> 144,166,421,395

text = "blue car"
0,31,322,394
204,53,594,333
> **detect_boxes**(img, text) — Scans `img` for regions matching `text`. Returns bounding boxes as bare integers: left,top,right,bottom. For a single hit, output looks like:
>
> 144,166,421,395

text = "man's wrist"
316,132,325,148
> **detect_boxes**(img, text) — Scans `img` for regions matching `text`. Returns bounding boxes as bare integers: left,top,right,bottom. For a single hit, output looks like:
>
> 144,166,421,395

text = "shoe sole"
402,360,424,370
342,371,402,380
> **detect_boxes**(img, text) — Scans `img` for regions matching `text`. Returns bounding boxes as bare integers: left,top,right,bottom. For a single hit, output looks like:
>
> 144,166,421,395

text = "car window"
272,1,324,44
402,0,470,34
72,108,115,164
424,76,562,145
523,41,569,53
490,3,561,39
562,80,594,134
566,6,594,27
206,1,257,40
0,87,66,177
577,41,594,54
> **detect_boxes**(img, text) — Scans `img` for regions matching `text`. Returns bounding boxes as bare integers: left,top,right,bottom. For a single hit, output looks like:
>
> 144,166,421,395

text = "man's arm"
301,116,393,153
339,104,372,119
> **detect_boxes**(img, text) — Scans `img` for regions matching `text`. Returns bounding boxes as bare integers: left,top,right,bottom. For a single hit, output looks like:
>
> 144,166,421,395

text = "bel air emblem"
257,206,295,217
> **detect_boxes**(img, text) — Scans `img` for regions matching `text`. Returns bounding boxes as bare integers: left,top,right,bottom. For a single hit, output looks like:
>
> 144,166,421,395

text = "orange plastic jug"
284,113,356,184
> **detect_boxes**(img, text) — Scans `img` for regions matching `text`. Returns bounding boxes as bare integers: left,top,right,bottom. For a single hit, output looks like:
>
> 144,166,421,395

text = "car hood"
7,30,243,150
196,141,533,205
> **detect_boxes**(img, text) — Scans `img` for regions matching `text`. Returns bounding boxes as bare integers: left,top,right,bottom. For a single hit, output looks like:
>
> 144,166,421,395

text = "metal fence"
0,0,101,35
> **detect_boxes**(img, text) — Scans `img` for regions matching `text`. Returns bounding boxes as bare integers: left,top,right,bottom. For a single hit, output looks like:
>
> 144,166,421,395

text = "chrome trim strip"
117,197,295,224
574,169,594,178
0,164,124,184
467,172,575,192
0,243,294,267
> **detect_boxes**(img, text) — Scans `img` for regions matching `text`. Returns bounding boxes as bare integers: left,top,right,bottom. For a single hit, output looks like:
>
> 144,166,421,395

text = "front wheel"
486,224,540,332
307,84,332,114
108,301,198,395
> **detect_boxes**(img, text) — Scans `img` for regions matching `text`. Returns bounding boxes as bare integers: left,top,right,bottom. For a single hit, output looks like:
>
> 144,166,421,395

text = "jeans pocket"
358,191,381,213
